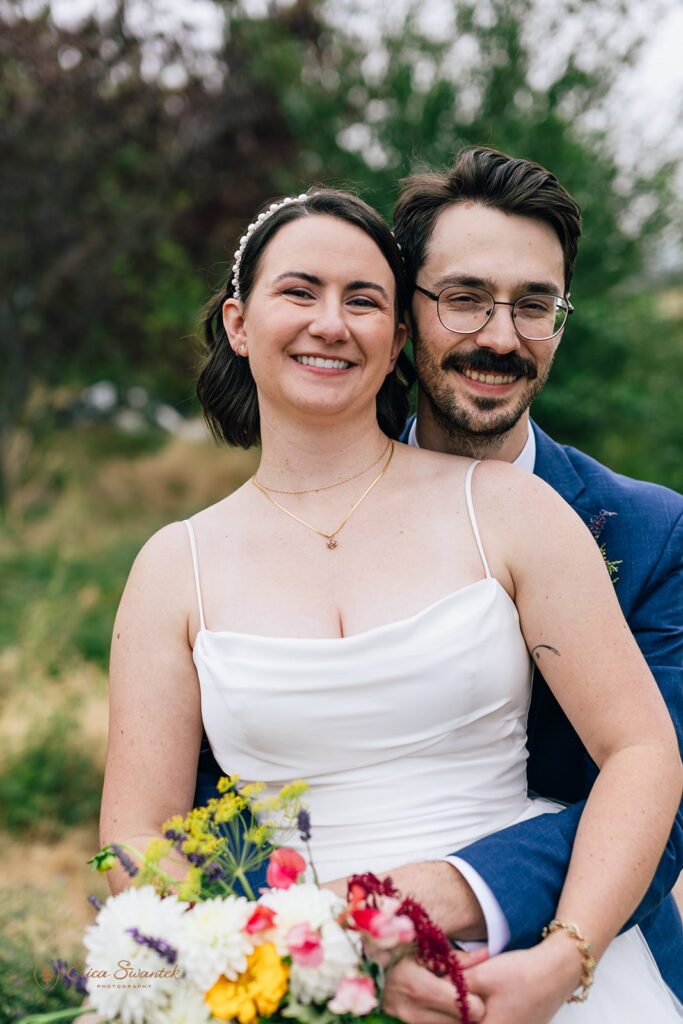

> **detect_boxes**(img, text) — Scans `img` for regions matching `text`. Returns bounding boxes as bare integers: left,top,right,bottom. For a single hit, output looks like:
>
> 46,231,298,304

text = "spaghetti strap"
464,461,492,579
184,519,206,632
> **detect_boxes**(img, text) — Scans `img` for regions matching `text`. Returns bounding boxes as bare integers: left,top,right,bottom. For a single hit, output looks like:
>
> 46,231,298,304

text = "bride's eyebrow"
273,271,389,302
273,271,321,285
347,280,390,301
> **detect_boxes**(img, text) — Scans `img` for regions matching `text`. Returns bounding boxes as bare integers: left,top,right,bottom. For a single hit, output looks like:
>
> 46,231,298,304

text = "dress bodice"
186,463,535,880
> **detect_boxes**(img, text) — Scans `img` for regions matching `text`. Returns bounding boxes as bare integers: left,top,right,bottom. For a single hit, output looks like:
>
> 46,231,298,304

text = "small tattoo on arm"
531,643,561,659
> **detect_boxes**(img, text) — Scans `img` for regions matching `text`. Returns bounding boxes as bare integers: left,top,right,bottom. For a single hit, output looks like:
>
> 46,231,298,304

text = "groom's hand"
383,862,486,939
323,861,486,940
381,954,487,1024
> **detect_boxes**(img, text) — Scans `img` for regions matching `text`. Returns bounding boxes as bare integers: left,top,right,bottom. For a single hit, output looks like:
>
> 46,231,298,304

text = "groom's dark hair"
394,146,582,294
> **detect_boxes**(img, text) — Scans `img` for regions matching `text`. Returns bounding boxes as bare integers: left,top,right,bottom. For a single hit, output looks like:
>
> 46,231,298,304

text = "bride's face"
223,214,407,425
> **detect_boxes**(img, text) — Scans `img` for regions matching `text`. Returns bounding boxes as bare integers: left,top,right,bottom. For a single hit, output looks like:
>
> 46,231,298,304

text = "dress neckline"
192,576,514,648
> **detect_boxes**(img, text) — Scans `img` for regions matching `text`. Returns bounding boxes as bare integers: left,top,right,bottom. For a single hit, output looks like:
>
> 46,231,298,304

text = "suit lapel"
531,421,586,509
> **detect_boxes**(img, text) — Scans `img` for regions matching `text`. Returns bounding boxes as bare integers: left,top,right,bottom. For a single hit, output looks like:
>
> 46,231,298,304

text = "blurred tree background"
1,0,682,1013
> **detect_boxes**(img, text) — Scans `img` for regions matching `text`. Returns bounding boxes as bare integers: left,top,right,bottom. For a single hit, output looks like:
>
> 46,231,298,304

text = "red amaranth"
348,873,470,1024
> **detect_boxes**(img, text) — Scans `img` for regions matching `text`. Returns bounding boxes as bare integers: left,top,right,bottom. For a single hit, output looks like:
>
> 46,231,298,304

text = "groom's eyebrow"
274,271,389,301
432,272,563,295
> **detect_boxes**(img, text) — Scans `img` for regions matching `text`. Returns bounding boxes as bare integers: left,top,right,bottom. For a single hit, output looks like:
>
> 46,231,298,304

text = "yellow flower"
177,866,203,902
143,838,173,864
185,806,211,833
275,780,309,805
205,942,289,1024
162,813,186,835
244,823,272,847
213,792,245,824
240,782,266,800
217,775,238,794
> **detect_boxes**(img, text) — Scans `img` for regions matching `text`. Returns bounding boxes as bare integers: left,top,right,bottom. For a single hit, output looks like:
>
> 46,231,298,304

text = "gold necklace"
251,441,395,549
254,437,391,495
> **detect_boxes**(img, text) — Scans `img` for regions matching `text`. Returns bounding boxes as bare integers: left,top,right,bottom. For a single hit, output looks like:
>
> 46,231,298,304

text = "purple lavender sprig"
111,843,139,878
588,508,617,540
204,860,226,882
297,808,312,842
587,509,621,582
87,894,104,912
126,927,178,965
48,959,89,994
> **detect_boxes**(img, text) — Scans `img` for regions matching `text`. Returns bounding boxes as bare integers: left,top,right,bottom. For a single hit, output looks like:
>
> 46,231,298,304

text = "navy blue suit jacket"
402,416,683,997
195,418,683,995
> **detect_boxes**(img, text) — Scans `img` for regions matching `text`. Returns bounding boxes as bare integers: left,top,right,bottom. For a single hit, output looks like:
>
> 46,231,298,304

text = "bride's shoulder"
136,488,246,562
470,461,590,556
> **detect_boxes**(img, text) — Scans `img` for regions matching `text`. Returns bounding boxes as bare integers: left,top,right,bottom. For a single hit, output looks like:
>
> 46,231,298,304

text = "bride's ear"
388,321,409,371
223,298,249,357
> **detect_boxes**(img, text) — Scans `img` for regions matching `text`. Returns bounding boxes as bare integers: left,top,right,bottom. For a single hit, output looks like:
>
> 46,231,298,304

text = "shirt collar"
407,418,536,472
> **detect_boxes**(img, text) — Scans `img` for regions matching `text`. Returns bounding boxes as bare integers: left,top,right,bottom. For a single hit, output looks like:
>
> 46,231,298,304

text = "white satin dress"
185,462,682,1021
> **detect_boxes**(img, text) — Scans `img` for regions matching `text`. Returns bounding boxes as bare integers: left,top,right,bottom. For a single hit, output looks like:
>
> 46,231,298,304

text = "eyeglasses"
414,284,573,342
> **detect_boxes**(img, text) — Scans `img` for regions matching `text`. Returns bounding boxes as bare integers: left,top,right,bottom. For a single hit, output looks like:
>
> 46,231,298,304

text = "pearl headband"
231,192,310,300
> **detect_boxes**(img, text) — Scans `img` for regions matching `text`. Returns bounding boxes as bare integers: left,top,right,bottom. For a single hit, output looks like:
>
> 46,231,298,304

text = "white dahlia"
259,885,361,1004
175,895,255,992
147,981,212,1024
83,886,187,1024
259,883,344,940
290,917,362,1004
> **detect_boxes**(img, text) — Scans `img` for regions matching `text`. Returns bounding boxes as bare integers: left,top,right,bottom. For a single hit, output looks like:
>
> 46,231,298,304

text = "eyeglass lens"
437,287,569,340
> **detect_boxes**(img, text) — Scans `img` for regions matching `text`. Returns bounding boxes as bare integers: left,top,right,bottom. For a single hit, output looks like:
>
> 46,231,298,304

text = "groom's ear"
222,298,248,356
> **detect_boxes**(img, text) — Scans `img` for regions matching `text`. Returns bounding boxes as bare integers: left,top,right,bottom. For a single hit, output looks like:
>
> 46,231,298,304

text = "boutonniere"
588,509,622,583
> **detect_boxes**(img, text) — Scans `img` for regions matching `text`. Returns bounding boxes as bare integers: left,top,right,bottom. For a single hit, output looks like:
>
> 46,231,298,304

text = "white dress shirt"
407,416,536,952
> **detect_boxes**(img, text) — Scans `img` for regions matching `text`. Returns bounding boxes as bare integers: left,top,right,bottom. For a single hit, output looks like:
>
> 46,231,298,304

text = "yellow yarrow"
239,781,266,800
205,942,289,1024
162,813,186,835
213,793,245,824
217,775,238,794
181,833,222,859
177,866,203,902
244,823,272,847
276,780,308,803
143,838,174,864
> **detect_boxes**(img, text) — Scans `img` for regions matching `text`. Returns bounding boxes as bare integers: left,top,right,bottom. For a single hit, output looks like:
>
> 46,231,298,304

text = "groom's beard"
414,339,556,459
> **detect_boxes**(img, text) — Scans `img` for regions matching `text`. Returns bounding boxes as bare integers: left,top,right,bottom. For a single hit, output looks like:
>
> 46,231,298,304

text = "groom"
379,146,683,1020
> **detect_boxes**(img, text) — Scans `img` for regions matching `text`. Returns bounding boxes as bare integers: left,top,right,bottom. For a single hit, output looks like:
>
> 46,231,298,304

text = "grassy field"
0,423,257,1019
0,422,680,1018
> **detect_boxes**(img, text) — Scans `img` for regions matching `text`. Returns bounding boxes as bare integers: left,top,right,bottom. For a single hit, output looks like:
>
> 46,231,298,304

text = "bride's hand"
381,952,488,1024
463,934,584,1024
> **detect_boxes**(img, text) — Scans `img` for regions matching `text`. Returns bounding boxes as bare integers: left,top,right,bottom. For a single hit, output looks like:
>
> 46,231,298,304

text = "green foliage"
0,709,102,837
1,0,681,498
0,890,84,1021
0,534,142,675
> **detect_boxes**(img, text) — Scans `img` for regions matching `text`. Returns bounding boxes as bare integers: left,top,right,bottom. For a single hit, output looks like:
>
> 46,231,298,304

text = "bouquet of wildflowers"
23,778,471,1024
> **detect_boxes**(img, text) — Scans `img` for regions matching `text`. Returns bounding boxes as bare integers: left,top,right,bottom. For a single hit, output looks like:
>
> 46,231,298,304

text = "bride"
101,188,682,1022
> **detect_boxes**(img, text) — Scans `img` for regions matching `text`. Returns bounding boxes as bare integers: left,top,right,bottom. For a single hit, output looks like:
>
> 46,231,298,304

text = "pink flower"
328,976,378,1015
266,848,307,889
351,898,415,949
284,922,324,966
246,905,277,934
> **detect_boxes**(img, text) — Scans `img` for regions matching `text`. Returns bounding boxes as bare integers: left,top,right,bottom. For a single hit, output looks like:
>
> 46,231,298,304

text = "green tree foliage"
246,0,683,487
2,0,682,500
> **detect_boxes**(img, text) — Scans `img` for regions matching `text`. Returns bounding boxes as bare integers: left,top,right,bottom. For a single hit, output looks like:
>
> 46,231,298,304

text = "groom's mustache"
442,349,538,380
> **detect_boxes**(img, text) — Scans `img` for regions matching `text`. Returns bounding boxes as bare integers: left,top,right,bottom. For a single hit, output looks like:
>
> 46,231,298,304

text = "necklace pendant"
326,535,338,550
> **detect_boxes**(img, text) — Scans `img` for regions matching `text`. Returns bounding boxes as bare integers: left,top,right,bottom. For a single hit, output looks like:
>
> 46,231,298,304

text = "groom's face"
410,202,567,442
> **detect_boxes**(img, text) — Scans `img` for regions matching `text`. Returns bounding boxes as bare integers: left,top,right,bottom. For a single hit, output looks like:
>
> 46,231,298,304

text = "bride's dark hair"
198,188,414,448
